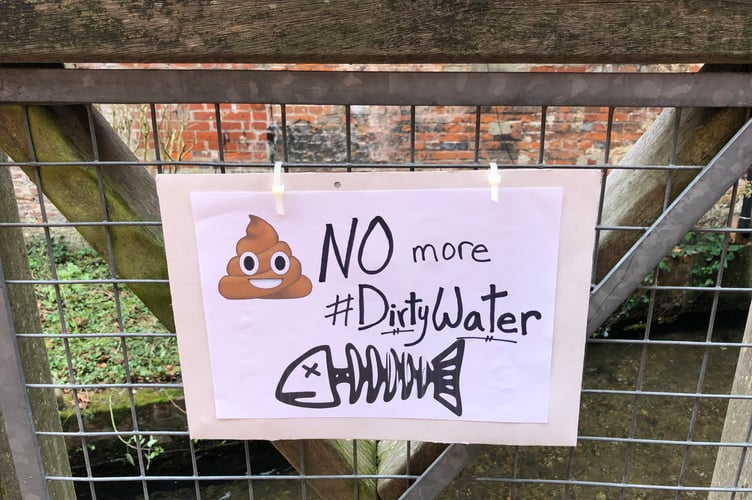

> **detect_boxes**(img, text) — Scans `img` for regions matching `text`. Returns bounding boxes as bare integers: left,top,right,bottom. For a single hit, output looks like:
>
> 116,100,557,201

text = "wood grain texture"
273,439,379,499
0,105,175,332
595,106,749,281
709,301,752,497
377,440,448,500
0,164,75,500
0,105,381,499
1,1,752,63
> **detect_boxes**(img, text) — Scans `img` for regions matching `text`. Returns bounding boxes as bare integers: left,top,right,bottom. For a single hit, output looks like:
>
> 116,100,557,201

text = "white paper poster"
157,170,600,445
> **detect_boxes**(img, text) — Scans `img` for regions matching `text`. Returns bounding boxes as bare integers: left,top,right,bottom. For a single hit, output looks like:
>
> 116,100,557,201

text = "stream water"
69,321,743,499
441,321,744,499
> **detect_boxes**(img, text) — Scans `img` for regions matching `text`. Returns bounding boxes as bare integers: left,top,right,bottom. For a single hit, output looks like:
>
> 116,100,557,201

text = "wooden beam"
0,164,75,500
377,441,448,500
709,301,752,498
1,1,752,64
274,440,379,499
595,107,749,281
0,105,380,500
0,104,177,332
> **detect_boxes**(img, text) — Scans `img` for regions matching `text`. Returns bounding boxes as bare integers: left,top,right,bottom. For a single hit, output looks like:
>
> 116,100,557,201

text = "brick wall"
10,63,699,224
85,63,699,167
104,100,658,167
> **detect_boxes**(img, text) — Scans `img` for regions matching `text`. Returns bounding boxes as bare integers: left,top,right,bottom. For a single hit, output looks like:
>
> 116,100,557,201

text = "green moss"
0,104,175,331
329,438,378,497
59,388,184,424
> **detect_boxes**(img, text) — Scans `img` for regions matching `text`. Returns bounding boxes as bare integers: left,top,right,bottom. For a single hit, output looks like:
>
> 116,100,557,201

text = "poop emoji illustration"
218,215,312,300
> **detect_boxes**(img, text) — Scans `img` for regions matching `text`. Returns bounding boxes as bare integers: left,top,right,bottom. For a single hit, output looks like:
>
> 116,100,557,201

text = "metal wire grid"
431,118,752,499
0,69,751,499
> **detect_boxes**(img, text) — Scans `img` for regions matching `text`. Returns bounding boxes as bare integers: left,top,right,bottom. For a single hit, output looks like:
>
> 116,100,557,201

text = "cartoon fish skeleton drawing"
275,339,465,416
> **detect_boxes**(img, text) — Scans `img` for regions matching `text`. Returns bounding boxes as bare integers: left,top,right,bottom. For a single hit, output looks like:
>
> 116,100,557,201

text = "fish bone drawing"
275,339,466,416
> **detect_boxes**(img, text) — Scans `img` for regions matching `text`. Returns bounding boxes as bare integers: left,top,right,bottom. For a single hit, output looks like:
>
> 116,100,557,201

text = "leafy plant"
668,231,742,287
598,231,744,335
26,235,180,386
109,394,164,470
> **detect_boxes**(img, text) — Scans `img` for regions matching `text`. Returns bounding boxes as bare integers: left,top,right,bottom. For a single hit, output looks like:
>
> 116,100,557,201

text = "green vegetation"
108,393,165,469
668,231,743,287
26,234,180,386
602,231,743,334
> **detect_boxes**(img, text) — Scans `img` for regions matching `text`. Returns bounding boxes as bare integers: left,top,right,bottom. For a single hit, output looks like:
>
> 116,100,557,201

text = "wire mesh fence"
1,67,752,499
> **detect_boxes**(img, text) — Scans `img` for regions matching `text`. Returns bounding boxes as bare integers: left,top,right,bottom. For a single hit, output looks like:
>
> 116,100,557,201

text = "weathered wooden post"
0,104,382,499
596,67,750,280
0,104,175,332
709,301,752,498
0,160,75,499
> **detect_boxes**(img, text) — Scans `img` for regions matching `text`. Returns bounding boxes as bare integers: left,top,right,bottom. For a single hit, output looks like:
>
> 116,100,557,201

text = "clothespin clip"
488,162,501,203
272,161,285,215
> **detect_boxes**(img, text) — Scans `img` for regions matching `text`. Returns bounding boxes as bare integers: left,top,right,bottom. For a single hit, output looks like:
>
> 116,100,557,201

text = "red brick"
221,111,252,122
194,131,221,143
308,105,331,116
612,111,630,122
287,105,308,116
190,111,216,122
561,65,588,73
221,121,246,132
186,120,212,131
224,152,250,161
441,133,472,142
426,151,474,161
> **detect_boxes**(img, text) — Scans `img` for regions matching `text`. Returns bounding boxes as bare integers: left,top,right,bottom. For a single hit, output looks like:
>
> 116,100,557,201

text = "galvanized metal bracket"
588,116,752,334
400,443,483,500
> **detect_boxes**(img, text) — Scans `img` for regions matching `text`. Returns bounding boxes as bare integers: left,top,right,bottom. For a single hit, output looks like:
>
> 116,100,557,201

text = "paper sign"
157,170,601,445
